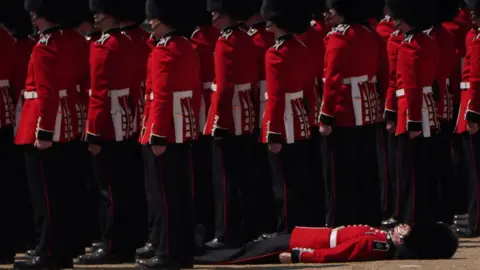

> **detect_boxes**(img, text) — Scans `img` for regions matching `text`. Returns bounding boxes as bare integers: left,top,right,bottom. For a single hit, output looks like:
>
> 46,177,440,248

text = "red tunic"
424,26,457,121
10,36,36,135
190,25,219,133
203,25,258,137
16,26,75,144
85,28,135,144
0,26,15,129
296,20,327,126
261,35,316,144
461,30,480,127
384,30,404,121
395,30,439,136
376,16,396,43
289,225,393,263
141,34,202,145
121,25,150,135
372,28,389,122
320,24,380,127
139,34,158,143
456,29,478,133
247,22,274,129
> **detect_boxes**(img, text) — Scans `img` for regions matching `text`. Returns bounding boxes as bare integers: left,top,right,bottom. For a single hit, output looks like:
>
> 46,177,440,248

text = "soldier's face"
471,10,480,26
324,8,341,27
29,12,38,23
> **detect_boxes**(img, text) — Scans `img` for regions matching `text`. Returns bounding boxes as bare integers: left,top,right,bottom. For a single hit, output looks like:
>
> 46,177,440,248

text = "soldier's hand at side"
88,144,102,156
468,122,479,135
279,252,292,264
409,131,422,139
269,143,282,154
151,145,166,156
34,139,52,150
319,124,332,136
386,121,396,133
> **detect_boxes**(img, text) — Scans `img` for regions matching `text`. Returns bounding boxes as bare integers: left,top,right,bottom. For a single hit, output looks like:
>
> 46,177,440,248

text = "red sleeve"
385,35,400,121
33,44,60,141
86,42,110,143
209,38,235,136
291,235,391,263
467,37,480,123
451,55,462,105
191,52,203,123
398,40,423,130
263,48,286,143
320,33,348,126
148,46,174,145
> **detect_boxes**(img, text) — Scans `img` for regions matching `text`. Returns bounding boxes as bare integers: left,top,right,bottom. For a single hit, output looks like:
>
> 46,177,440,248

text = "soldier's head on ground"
261,0,311,34
146,0,195,37
89,0,122,30
434,0,459,23
207,0,253,28
386,0,436,31
325,0,369,26
394,222,459,260
24,0,64,25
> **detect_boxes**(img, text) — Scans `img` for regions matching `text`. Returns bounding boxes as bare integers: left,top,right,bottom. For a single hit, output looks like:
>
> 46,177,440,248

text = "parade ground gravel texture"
7,238,479,269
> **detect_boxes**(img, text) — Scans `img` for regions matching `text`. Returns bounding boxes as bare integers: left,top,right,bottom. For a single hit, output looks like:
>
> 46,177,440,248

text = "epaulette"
247,28,257,36
157,36,171,46
423,27,434,36
220,28,233,39
403,32,414,43
391,30,401,37
380,15,391,22
96,33,110,45
191,27,200,39
476,32,480,40
38,34,51,45
272,39,285,50
328,24,350,36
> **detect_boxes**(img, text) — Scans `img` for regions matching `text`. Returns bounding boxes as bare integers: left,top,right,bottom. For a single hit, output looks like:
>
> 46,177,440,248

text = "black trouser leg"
396,134,433,225
323,127,361,227
0,127,16,258
452,132,469,215
308,128,325,227
192,135,214,239
142,145,161,247
269,140,311,234
378,124,395,220
211,135,256,244
91,141,133,254
460,132,480,233
150,144,194,264
25,144,70,259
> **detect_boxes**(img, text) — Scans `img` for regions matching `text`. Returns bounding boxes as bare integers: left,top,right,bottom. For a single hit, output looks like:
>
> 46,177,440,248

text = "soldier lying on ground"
194,222,458,264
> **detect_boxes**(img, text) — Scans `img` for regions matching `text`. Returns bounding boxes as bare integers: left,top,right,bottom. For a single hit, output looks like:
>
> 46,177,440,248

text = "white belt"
211,83,251,92
108,88,129,98
24,89,68,99
461,82,470,90
0,80,9,88
330,230,338,248
203,82,213,90
342,75,376,84
395,87,432,97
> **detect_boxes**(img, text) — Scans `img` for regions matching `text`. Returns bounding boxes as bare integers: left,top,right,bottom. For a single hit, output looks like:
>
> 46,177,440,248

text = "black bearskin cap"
394,222,459,260
435,0,459,22
261,0,312,34
367,0,386,19
3,0,33,37
327,0,369,23
62,0,94,28
250,0,263,13
465,0,480,13
192,0,212,26
312,0,327,15
206,0,254,20
89,0,122,17
386,0,436,30
24,0,64,23
146,0,196,31
118,0,146,23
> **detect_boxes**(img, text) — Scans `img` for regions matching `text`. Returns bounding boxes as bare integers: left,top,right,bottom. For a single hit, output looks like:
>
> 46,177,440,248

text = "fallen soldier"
193,222,459,265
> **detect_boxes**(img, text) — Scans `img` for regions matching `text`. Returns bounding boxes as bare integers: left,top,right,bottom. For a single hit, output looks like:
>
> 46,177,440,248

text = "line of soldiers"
0,0,479,268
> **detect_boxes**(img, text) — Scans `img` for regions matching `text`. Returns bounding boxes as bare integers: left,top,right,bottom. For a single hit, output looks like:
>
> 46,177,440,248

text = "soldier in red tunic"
385,0,439,225
75,0,136,264
14,0,76,268
203,0,260,249
135,0,201,268
260,0,316,236
321,0,381,227
453,0,480,238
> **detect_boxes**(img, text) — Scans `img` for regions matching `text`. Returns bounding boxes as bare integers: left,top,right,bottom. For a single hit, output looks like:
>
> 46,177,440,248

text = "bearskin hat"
261,0,312,34
24,0,64,23
146,0,196,32
3,0,33,37
312,0,327,15
62,0,93,28
89,0,122,17
326,0,369,23
394,222,459,260
193,0,213,26
465,0,480,13
435,0,459,23
367,0,386,19
206,0,254,21
118,0,146,24
386,0,436,30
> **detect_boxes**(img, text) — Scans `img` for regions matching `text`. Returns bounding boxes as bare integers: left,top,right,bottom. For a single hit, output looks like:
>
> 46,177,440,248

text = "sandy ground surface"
4,238,479,269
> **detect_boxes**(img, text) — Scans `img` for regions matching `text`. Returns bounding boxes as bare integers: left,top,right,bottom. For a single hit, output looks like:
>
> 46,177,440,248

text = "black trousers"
192,135,214,239
431,122,455,224
378,124,396,220
458,132,480,233
395,133,434,225
143,144,194,263
25,143,71,259
211,135,256,243
323,126,379,227
452,132,469,216
308,128,325,227
268,140,311,234
91,141,133,254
